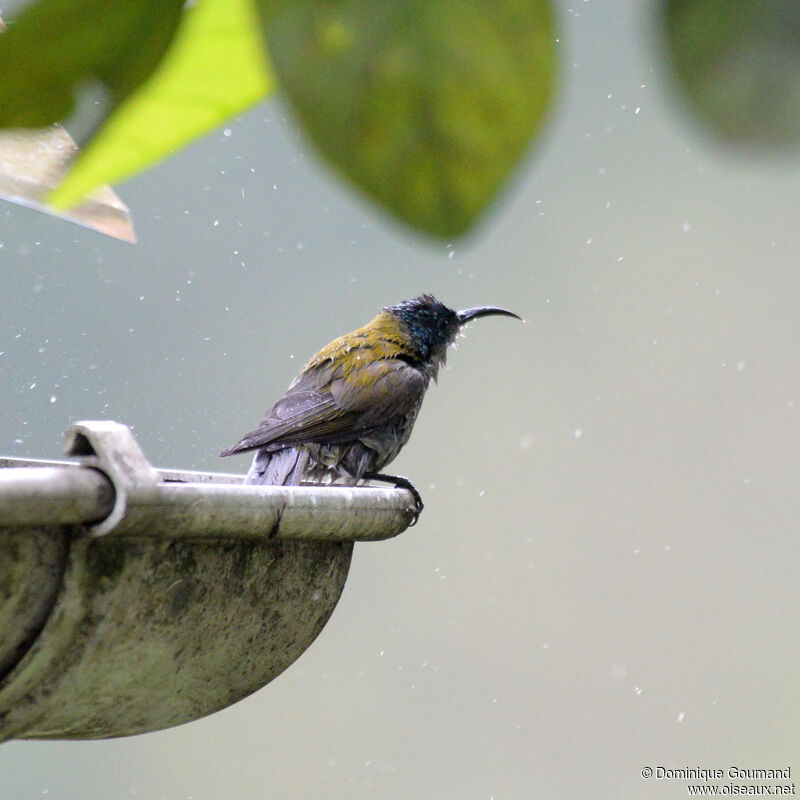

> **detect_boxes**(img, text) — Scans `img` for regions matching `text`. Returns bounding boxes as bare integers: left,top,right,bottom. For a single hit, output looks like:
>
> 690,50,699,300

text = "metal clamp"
0,420,418,541
63,421,159,536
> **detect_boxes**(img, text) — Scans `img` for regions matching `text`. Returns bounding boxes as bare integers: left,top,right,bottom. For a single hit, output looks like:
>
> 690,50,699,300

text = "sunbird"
221,294,521,521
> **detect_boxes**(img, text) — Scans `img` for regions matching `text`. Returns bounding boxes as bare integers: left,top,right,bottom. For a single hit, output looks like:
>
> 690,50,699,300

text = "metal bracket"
63,421,158,536
44,420,417,540
1,420,416,540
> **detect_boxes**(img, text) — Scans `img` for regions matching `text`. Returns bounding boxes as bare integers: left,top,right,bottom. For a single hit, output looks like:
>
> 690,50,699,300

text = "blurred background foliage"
0,0,796,239
664,0,800,148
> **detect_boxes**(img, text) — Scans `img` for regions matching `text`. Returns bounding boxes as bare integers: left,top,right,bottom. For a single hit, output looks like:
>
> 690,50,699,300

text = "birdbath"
0,421,416,741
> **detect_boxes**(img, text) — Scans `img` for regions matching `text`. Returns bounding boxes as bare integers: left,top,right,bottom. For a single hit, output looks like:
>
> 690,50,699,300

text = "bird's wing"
219,389,357,455
328,358,426,425
220,358,425,456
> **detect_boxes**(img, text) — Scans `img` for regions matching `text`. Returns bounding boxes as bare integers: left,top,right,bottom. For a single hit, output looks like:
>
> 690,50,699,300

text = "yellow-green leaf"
50,0,273,209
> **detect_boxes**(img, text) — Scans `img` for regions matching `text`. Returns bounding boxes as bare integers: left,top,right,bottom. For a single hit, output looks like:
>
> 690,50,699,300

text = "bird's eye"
437,318,448,331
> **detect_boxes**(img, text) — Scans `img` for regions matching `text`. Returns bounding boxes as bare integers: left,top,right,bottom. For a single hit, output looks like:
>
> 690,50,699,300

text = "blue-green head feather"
385,294,460,362
386,294,522,365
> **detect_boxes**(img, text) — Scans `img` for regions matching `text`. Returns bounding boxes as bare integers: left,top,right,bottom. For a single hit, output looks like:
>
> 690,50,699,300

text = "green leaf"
49,0,273,209
258,0,556,238
0,0,185,128
664,0,800,147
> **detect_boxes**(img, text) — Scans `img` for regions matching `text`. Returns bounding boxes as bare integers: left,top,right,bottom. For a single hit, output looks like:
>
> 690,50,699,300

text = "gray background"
1,0,799,797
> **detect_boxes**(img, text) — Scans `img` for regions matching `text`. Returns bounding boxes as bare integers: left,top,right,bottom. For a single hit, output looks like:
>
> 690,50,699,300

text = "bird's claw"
364,472,424,526
390,476,424,526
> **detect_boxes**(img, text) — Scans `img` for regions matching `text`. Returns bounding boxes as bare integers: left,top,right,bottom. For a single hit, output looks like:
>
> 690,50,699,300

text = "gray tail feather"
245,447,310,486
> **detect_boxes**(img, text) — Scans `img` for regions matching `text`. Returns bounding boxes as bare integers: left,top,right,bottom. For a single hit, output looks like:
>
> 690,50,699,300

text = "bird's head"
385,294,521,371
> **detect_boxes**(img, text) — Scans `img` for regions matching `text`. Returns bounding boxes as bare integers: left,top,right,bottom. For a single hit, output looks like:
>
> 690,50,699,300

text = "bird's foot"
364,472,424,526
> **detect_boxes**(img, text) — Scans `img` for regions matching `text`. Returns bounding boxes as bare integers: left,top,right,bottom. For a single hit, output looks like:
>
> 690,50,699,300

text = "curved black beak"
457,306,522,324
